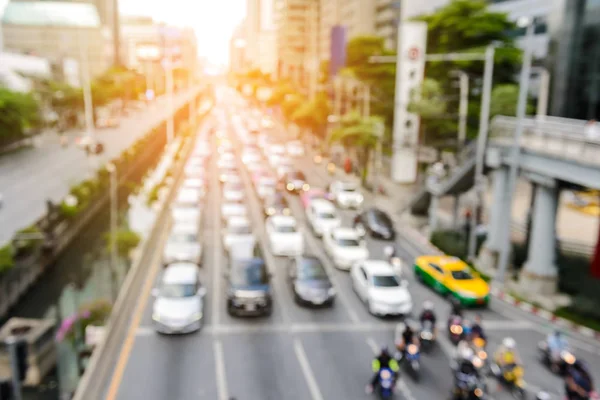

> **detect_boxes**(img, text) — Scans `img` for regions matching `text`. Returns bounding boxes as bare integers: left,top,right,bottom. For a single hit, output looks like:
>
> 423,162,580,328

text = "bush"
0,244,15,273
430,230,485,261
60,201,80,218
105,229,141,258
13,225,42,254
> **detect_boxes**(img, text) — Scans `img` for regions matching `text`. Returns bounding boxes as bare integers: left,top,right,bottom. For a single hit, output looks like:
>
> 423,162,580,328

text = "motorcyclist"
366,345,400,394
450,298,463,318
494,337,522,374
565,359,595,400
419,300,438,339
471,314,487,342
452,347,481,395
547,329,569,371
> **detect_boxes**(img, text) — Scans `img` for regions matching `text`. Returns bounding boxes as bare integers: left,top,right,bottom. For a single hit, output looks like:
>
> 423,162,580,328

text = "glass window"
336,238,360,247
170,232,197,243
429,263,443,274
160,283,196,298
298,258,328,280
317,211,336,219
229,225,251,235
231,261,268,286
372,275,400,287
451,269,474,280
275,224,296,233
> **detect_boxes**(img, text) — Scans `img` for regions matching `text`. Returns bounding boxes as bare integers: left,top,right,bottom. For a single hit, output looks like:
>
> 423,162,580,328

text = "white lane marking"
213,339,230,400
210,322,394,335
212,140,222,327
302,228,361,324
365,337,417,400
294,338,325,400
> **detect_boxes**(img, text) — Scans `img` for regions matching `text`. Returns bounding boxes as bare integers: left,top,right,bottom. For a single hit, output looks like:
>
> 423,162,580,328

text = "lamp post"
78,31,97,174
496,17,536,284
450,70,469,150
106,162,118,300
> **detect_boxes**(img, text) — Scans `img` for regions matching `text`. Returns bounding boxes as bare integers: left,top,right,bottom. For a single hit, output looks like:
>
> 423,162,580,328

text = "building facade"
375,0,400,50
275,0,311,81
547,0,600,119
1,1,112,78
339,0,376,39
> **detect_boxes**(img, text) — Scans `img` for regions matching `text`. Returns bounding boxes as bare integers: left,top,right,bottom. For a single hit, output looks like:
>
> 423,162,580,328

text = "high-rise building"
375,0,400,50
275,0,312,81
229,21,247,74
318,0,339,61
340,0,376,39
246,0,261,68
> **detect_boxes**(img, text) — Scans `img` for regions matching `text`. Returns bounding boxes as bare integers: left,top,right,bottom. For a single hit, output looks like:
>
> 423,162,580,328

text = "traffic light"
14,340,28,382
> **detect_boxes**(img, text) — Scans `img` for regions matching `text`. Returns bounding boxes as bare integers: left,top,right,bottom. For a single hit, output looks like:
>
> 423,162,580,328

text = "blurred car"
258,133,270,149
351,260,412,316
171,205,201,231
225,258,273,317
163,224,202,265
267,144,286,159
330,181,364,209
222,216,255,254
286,141,304,157
265,215,304,256
353,208,395,240
174,187,202,208
218,139,234,154
246,161,263,173
217,154,237,170
182,178,206,196
252,169,271,185
222,182,245,202
256,176,277,201
242,149,261,165
219,171,242,185
306,199,341,238
287,256,335,306
184,163,205,179
263,193,290,217
221,199,248,222
96,116,119,129
282,171,309,194
300,188,334,209
193,142,211,158
152,263,206,334
276,164,294,180
323,227,369,270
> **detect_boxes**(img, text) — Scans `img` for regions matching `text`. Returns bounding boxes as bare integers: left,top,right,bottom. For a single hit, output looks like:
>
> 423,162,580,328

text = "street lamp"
495,16,537,283
105,162,118,300
450,70,469,150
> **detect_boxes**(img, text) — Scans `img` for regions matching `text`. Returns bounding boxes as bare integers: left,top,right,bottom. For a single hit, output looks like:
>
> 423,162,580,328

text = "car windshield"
231,261,268,286
451,269,474,280
289,172,305,180
317,211,336,219
224,183,243,191
335,238,360,247
371,211,391,225
275,224,296,233
372,275,400,287
298,259,328,280
261,181,275,187
229,225,251,234
340,185,357,192
169,232,197,243
160,283,197,298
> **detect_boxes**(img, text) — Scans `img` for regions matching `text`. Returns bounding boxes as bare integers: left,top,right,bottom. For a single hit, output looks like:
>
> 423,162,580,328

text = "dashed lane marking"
213,339,230,400
294,338,325,400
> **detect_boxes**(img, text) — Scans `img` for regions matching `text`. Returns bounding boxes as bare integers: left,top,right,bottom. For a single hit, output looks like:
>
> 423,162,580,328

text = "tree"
267,82,297,107
329,111,384,184
407,78,449,146
490,84,534,117
0,89,41,147
281,93,305,122
291,92,331,138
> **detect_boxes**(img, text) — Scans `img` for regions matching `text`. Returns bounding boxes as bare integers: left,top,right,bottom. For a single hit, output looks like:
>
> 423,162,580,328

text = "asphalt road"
0,88,199,245
102,90,600,400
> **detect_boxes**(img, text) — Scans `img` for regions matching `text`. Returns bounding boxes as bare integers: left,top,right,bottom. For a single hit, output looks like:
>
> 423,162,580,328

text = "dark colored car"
225,258,272,317
282,171,309,194
263,193,290,217
287,256,335,306
353,208,396,240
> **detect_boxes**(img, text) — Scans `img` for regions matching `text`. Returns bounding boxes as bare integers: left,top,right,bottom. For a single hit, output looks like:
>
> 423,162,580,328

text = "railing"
490,116,600,167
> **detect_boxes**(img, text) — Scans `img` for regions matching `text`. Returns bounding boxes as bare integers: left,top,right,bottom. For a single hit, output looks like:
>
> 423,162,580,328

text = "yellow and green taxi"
414,255,490,307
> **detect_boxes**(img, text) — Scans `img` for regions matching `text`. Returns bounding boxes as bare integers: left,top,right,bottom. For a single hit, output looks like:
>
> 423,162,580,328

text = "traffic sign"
408,47,420,60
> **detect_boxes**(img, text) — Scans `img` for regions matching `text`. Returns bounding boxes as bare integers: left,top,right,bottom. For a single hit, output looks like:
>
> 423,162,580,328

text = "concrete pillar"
429,195,440,233
452,194,460,230
520,181,559,295
477,167,509,273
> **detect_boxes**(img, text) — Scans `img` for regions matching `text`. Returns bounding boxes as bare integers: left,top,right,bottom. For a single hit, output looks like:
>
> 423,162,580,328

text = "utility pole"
535,67,550,119
106,163,118,300
455,71,469,149
78,32,97,175
5,336,24,400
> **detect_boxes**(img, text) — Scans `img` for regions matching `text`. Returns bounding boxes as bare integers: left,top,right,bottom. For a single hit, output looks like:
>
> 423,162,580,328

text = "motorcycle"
313,154,323,164
376,367,396,399
398,343,421,381
489,362,527,399
327,162,336,175
537,340,576,375
452,374,488,400
448,316,464,345
420,320,435,352
471,338,489,374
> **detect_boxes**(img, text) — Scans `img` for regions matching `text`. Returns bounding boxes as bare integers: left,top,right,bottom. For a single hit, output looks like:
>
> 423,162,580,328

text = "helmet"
384,246,394,258
460,347,474,360
553,329,563,337
535,391,551,400
380,345,390,355
503,337,516,349
423,301,434,311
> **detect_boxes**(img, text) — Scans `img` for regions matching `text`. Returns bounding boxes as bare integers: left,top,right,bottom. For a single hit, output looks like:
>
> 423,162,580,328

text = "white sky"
0,0,247,65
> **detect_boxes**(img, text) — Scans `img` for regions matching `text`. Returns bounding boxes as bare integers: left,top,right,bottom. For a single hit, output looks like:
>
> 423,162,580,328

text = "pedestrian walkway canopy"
1,1,101,28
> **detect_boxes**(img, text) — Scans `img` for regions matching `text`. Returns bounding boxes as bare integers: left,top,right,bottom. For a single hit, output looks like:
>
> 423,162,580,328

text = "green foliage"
79,298,112,327
0,89,41,145
407,78,447,118
490,84,534,117
266,82,297,107
0,244,15,273
14,225,42,254
291,92,331,136
282,94,306,121
105,229,141,258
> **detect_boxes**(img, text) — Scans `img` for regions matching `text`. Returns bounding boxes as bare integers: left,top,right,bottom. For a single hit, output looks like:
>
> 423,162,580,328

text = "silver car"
163,224,202,265
152,263,206,334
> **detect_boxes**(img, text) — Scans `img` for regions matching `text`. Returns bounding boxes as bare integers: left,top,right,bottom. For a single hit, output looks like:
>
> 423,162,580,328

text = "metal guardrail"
490,116,600,167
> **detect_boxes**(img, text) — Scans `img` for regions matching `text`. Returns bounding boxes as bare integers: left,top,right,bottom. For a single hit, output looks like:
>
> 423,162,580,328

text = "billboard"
329,25,347,78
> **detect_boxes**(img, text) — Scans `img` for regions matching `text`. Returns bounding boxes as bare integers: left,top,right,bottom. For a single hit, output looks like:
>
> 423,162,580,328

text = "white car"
268,153,283,168
242,150,261,165
219,171,242,186
350,260,412,316
184,163,204,178
222,182,245,202
222,216,255,254
306,199,341,237
217,156,236,170
330,181,364,209
246,161,263,173
265,215,304,256
221,200,248,222
171,205,201,230
193,142,211,157
174,188,202,208
267,144,286,158
182,178,206,195
256,176,277,201
323,228,369,270
163,224,202,265
152,263,206,334
277,165,294,179
286,141,304,157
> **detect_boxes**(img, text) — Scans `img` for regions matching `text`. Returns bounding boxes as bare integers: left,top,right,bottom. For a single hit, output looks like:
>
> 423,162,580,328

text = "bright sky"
0,0,246,66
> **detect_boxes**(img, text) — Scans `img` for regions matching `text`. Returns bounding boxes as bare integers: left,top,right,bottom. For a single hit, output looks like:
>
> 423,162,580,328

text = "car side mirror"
151,288,159,297
197,287,207,297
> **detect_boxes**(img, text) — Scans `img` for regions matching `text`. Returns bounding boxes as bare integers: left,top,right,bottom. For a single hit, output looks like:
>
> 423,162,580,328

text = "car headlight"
420,331,433,340
561,351,576,365
287,183,294,191
472,356,483,369
450,325,463,335
152,313,161,322
477,350,487,360
407,344,418,355
190,312,203,321
267,207,275,215
474,388,483,398
302,183,310,191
